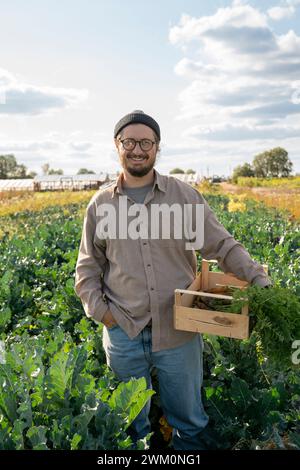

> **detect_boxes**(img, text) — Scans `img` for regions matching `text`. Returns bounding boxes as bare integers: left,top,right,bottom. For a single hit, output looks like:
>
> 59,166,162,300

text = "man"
74,110,271,450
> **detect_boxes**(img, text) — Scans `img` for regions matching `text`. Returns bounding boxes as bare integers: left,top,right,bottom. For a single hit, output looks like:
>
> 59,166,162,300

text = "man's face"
115,123,159,177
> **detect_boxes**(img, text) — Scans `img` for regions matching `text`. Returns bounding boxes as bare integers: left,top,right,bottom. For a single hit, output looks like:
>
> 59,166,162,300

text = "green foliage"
0,337,152,450
229,285,300,367
0,154,29,179
108,377,155,430
253,147,292,178
231,147,293,180
232,163,254,183
0,204,152,450
0,195,299,450
203,335,300,450
77,168,96,175
202,194,299,294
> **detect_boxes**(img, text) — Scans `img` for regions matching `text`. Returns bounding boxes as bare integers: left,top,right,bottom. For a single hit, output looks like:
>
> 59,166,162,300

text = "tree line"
169,148,294,182
0,154,96,179
232,147,293,183
1,147,294,181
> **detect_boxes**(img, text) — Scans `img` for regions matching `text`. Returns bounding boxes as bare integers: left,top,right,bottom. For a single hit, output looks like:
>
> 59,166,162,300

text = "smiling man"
75,110,271,450
116,113,159,180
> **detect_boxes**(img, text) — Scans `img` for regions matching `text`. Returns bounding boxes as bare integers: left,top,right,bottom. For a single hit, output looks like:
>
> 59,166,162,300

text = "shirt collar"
111,168,167,198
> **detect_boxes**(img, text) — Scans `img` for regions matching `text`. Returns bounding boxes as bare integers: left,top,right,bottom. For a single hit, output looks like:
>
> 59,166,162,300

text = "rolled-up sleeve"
200,197,271,287
74,202,109,324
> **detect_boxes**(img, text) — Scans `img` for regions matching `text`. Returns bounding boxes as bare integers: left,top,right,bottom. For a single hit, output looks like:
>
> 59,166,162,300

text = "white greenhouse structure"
0,173,118,192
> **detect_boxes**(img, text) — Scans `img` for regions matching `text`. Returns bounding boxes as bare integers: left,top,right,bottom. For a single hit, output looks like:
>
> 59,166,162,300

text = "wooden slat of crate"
180,274,202,307
206,272,248,290
201,259,268,290
179,271,247,308
174,304,249,339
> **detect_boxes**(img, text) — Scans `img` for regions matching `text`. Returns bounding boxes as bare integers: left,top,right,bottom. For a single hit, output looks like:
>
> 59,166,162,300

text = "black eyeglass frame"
118,138,157,151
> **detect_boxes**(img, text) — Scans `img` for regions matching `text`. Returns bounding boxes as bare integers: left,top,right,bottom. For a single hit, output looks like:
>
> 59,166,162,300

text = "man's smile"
128,156,148,162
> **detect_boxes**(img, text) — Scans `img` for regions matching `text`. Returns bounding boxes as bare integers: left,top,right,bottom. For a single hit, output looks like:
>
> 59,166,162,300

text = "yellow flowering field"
236,176,300,188
227,194,247,213
0,190,95,217
217,183,300,220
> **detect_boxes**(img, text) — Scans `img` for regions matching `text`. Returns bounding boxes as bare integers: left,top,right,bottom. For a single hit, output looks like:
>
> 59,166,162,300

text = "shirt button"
147,264,151,267
143,242,147,245
150,287,154,291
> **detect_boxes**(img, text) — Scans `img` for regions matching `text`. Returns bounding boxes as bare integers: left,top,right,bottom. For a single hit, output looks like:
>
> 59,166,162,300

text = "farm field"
0,190,93,218
218,178,300,221
0,188,299,450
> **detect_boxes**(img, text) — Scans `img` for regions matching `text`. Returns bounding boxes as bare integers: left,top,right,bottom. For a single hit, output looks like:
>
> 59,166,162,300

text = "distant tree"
170,168,185,174
232,163,255,183
0,154,17,178
77,168,96,175
49,168,64,175
42,163,63,175
0,154,31,179
27,171,37,179
253,147,292,178
268,147,293,177
13,164,27,178
186,169,196,174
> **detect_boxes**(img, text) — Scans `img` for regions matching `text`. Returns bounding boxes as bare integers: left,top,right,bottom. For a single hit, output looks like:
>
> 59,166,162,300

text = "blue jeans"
102,324,209,450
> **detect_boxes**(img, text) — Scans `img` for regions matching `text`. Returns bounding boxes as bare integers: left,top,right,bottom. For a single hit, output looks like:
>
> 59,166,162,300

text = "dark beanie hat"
114,110,160,141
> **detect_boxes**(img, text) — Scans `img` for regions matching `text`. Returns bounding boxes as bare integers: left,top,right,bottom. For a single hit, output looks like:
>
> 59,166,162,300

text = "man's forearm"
218,244,271,287
199,196,271,287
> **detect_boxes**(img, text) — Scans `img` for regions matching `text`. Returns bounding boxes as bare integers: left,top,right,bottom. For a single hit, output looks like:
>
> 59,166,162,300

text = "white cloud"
0,140,60,152
69,141,93,151
184,123,300,141
268,6,295,21
169,1,300,144
0,134,118,175
174,58,222,79
268,0,300,20
169,4,268,46
0,68,88,116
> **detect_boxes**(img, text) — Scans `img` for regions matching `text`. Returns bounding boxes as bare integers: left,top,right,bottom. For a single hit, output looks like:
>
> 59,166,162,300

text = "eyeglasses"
118,138,157,152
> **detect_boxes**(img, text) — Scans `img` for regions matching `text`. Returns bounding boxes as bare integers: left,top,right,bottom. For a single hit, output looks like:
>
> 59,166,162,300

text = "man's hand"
102,308,118,329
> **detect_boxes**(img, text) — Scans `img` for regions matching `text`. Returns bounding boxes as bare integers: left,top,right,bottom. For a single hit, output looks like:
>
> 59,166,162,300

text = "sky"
0,0,300,177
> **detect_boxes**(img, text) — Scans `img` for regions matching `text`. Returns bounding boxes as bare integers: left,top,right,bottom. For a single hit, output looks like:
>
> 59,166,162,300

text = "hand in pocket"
102,308,118,329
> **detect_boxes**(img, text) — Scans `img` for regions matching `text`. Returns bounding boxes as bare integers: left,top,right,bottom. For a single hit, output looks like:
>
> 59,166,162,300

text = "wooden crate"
174,259,268,340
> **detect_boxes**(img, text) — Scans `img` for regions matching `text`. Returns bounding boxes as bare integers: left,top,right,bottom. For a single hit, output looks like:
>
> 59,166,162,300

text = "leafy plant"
0,338,153,450
229,285,300,367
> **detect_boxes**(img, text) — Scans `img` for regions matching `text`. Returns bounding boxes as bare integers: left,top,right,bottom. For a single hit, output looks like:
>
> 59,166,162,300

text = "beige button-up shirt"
74,169,270,352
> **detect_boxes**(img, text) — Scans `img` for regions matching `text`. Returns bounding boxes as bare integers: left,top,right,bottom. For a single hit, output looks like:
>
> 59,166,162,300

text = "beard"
123,153,156,177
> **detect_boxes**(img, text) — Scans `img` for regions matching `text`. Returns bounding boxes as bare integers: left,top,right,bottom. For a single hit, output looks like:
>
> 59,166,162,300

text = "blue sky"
0,0,300,176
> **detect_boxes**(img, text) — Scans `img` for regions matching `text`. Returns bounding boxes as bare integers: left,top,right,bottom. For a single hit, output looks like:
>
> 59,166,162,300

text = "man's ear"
114,138,119,151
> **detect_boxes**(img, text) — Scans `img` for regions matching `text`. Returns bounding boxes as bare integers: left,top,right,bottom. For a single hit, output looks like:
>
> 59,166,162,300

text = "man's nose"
133,141,144,155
